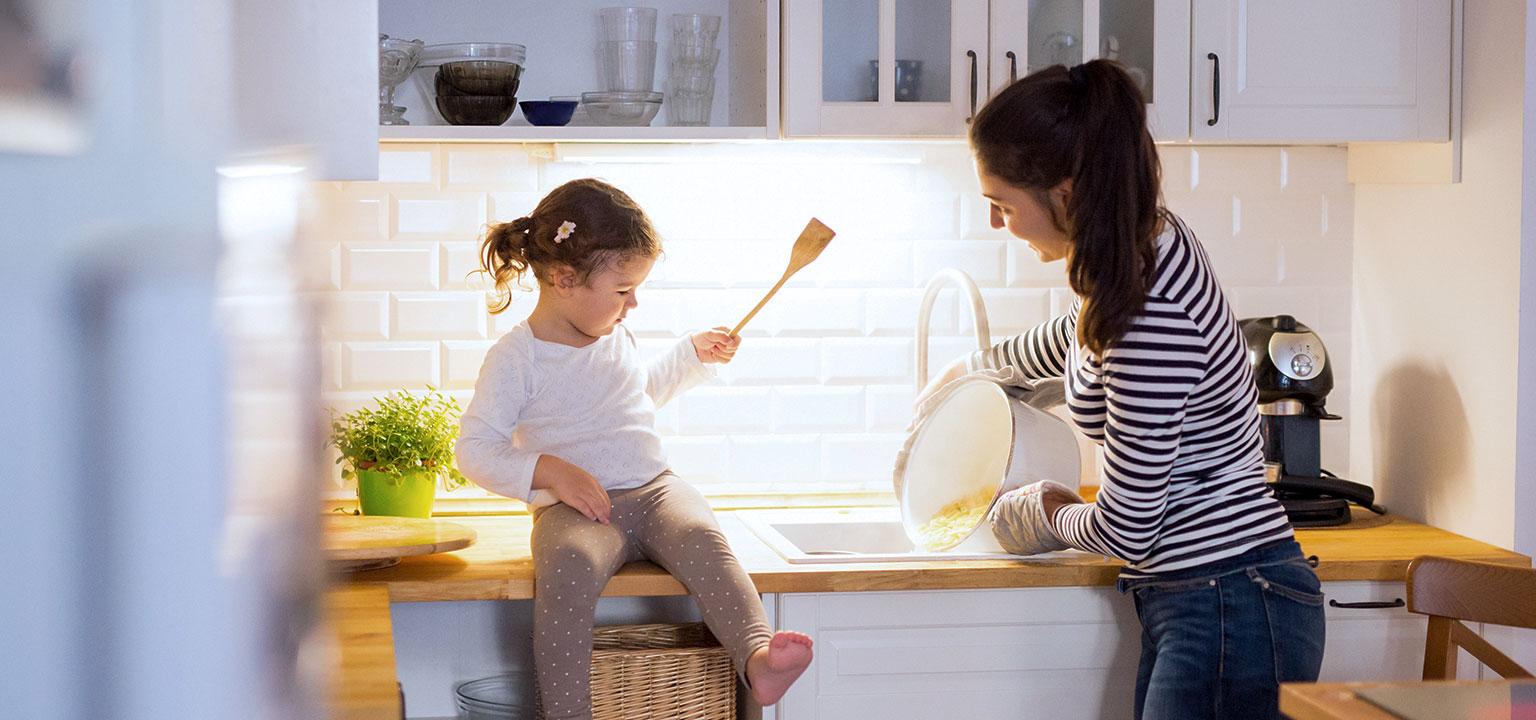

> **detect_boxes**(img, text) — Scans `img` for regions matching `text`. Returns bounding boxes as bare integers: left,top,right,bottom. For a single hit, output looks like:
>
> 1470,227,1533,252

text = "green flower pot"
357,467,437,518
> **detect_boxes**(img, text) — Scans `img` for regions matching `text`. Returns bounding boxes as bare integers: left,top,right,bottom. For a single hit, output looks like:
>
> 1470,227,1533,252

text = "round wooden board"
324,515,477,572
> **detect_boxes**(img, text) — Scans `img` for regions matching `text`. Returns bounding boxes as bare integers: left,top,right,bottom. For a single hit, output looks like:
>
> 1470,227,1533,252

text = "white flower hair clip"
554,220,576,244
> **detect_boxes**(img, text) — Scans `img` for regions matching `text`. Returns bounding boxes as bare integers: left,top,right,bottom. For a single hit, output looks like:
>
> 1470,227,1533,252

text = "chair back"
1406,556,1536,680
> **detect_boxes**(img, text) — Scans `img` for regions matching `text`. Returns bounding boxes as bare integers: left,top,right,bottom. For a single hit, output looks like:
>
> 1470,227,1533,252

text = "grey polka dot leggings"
530,472,774,720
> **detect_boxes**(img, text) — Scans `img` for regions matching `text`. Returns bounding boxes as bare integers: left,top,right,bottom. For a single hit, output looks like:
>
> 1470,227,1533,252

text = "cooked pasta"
916,487,998,550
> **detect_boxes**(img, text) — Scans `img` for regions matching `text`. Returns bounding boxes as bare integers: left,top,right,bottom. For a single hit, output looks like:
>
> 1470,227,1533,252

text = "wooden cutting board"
325,515,477,572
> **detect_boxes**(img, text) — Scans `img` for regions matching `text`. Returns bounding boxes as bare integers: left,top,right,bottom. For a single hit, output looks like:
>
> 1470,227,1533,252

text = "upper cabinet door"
1192,0,1452,143
784,0,990,137
989,1,1190,142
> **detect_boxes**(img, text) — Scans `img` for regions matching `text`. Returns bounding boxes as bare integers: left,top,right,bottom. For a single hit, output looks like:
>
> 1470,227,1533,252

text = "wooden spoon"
730,217,836,337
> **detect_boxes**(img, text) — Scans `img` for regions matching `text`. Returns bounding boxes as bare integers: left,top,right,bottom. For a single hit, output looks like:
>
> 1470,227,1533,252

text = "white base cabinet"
769,581,1449,720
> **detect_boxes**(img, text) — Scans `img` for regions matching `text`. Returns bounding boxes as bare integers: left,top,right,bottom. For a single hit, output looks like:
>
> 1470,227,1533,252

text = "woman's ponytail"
1063,60,1162,356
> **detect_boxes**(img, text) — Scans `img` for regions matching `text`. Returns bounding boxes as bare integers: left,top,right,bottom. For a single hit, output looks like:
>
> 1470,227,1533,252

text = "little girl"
455,178,813,719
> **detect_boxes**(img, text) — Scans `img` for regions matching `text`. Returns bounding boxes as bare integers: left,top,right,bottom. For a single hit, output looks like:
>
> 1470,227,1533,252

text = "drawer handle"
1329,598,1405,610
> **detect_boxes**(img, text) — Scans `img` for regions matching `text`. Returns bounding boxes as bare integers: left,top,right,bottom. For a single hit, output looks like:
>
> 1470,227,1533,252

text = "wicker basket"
539,622,736,720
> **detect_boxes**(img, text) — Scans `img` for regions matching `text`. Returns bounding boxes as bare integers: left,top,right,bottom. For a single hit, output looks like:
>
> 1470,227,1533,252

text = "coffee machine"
1239,315,1383,527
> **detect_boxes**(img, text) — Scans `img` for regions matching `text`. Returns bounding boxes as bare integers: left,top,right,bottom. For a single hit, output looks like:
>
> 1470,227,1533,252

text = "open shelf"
378,124,775,143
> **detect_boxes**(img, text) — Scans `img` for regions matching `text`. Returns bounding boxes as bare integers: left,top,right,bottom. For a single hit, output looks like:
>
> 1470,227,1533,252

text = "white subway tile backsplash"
445,148,538,188
327,292,390,340
311,142,1352,492
487,192,546,223
824,434,906,482
393,194,486,238
822,338,913,385
1234,193,1327,241
802,241,914,288
865,288,952,337
392,292,488,340
443,340,495,390
729,435,821,485
978,289,1051,336
722,339,820,385
914,241,1007,288
772,290,864,337
343,341,441,389
662,436,730,482
678,387,773,435
296,242,341,291
866,385,916,432
771,387,864,433
377,147,437,185
344,244,439,290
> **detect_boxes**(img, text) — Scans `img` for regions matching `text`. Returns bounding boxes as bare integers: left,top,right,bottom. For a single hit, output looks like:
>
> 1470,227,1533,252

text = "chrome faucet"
915,268,992,391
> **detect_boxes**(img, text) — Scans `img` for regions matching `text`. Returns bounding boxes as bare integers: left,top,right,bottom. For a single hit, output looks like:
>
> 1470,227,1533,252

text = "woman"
925,60,1326,719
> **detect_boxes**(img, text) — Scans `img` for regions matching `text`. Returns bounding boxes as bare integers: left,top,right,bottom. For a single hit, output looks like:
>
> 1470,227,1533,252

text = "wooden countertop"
328,583,401,720
339,509,1530,602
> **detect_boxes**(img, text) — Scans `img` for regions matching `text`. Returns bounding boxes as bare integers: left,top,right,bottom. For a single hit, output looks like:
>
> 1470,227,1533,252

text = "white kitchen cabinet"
783,0,990,137
770,580,1473,719
773,587,1141,719
1191,0,1453,143
989,0,1190,141
784,0,1185,140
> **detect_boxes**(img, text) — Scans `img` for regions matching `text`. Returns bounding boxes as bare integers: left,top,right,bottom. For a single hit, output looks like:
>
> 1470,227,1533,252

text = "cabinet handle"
1328,598,1405,610
1206,52,1221,126
1006,50,1018,84
967,50,979,123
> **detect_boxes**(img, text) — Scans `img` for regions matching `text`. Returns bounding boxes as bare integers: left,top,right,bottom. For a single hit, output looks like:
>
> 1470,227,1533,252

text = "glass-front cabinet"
785,0,989,136
787,0,1189,139
988,0,1189,141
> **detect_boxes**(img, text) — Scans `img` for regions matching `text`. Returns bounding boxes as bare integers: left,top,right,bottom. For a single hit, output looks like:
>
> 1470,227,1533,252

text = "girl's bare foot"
746,631,814,706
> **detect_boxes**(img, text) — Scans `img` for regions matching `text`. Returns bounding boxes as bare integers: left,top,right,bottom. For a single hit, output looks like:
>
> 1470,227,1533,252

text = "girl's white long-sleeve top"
455,322,712,508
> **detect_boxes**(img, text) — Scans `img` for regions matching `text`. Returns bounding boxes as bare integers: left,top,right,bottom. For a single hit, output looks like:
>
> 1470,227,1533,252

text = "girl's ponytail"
480,216,535,314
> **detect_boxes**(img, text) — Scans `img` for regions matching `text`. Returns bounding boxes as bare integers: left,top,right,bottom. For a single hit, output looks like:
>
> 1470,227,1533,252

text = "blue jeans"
1118,540,1327,720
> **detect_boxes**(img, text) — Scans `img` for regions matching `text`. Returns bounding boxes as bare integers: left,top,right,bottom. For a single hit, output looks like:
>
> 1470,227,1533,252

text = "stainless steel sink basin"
739,506,1082,564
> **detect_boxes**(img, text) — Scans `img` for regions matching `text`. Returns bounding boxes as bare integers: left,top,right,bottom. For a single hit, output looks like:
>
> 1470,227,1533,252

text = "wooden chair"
1406,555,1536,680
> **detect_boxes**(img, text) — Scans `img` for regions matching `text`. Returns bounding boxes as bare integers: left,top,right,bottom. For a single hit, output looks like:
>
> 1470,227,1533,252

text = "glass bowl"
434,95,518,126
454,673,535,719
580,91,663,126
419,42,527,67
434,60,522,96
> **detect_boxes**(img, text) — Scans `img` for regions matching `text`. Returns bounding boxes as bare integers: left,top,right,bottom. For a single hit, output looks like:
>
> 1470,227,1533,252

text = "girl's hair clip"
554,220,576,244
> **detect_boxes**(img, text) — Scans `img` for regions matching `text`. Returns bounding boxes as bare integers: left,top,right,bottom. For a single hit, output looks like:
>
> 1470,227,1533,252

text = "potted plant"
329,387,468,518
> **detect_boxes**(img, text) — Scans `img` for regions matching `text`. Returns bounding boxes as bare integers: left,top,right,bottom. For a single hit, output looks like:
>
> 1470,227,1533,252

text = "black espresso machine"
1239,315,1384,527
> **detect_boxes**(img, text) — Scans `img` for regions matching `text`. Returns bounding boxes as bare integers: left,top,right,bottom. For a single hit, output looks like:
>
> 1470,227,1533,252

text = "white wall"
1350,0,1524,548
309,141,1354,500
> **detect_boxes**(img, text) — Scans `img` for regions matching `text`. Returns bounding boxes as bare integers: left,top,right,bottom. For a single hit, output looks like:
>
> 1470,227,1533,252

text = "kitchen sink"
739,506,1082,564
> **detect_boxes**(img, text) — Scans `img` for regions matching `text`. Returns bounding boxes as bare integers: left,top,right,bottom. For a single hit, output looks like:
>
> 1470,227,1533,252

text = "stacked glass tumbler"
598,7,658,91
666,14,721,126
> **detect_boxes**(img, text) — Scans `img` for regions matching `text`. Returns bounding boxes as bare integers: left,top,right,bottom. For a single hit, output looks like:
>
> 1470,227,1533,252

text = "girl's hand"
533,455,612,524
692,327,741,364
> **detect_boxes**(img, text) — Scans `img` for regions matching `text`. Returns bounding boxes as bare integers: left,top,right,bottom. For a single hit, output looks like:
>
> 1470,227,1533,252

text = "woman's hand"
915,357,968,408
533,455,611,524
692,326,741,364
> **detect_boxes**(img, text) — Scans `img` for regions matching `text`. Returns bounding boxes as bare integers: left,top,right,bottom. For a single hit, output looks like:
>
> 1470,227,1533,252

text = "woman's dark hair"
970,59,1163,356
478,178,662,313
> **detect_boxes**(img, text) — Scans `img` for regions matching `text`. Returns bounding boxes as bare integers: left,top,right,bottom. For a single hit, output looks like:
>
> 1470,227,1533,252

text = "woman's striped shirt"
969,213,1294,576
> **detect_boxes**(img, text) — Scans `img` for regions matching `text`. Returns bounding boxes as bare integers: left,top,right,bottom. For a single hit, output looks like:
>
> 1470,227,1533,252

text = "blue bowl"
519,100,578,127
